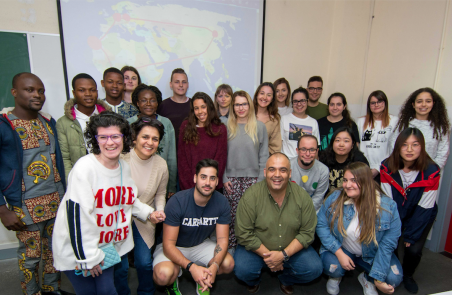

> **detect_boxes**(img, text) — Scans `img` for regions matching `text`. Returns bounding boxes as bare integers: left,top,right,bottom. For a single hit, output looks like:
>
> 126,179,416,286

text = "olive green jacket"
56,99,111,182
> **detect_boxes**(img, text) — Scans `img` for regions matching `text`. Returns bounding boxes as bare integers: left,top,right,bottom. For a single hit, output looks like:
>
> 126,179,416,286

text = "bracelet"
211,261,220,271
186,261,194,271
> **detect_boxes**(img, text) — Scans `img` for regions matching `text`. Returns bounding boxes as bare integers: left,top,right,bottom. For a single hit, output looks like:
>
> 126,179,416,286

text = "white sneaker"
326,277,342,295
358,272,378,295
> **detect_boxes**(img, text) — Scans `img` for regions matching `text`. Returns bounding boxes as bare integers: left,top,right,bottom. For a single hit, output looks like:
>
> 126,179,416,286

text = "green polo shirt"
235,180,317,252
306,102,328,120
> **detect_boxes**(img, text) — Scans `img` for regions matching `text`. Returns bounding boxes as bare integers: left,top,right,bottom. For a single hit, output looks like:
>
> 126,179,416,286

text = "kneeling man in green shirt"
234,153,322,295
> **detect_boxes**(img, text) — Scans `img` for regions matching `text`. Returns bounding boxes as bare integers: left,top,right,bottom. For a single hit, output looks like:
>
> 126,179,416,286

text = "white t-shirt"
280,113,320,159
278,106,293,117
342,205,362,256
357,114,398,171
399,170,419,189
74,104,99,152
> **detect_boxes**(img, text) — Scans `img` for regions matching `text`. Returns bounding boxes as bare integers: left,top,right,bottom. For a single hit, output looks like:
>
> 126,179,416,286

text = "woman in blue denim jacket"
316,162,403,295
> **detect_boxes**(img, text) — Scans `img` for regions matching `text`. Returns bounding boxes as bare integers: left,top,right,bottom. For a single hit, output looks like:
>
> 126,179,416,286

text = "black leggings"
397,222,434,278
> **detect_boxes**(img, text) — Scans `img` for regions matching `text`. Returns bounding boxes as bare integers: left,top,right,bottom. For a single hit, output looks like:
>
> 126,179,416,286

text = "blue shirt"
164,188,231,247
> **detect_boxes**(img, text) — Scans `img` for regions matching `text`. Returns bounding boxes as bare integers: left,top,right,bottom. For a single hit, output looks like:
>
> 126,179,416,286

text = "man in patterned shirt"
0,73,66,295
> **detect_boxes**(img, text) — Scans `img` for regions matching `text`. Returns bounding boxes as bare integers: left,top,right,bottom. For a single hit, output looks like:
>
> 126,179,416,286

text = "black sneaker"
403,276,419,294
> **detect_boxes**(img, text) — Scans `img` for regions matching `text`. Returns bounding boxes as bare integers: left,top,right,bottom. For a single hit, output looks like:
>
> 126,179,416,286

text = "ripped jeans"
320,247,403,287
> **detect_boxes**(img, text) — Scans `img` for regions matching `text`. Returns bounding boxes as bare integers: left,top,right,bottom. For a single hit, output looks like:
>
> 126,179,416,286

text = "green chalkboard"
0,32,31,110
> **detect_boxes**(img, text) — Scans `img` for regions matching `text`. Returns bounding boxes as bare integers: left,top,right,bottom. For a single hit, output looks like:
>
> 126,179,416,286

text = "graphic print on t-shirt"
289,123,313,141
362,130,372,141
320,127,334,150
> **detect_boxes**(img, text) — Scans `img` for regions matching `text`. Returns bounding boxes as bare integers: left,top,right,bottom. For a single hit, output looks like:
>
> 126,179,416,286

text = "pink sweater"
178,121,227,190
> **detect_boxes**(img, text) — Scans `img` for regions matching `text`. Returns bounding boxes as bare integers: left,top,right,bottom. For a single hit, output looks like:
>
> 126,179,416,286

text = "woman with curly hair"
317,93,360,151
122,117,168,295
389,87,450,169
274,77,292,116
317,162,402,295
178,92,227,191
214,84,233,123
253,82,281,155
357,90,398,180
52,112,154,295
121,66,141,104
381,128,441,294
128,84,177,197
223,90,268,250
319,127,369,193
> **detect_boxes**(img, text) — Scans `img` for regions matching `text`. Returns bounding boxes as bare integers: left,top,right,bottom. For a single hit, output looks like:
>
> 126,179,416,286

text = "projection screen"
58,0,265,99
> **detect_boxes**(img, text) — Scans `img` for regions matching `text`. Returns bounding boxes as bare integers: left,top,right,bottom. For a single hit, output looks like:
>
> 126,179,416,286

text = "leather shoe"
246,284,260,293
279,282,294,295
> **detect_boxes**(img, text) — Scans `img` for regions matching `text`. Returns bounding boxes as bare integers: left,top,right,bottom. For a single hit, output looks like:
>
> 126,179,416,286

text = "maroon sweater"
157,97,191,145
178,121,227,190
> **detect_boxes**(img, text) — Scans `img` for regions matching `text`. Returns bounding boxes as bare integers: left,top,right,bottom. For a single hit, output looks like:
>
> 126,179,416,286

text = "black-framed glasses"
95,134,124,143
308,87,323,92
370,100,385,107
293,99,307,105
299,147,317,154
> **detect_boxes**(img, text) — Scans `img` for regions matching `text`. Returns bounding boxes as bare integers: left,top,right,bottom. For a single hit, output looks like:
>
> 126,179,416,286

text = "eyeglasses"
370,100,384,107
299,147,317,154
234,103,249,108
308,87,323,92
95,134,124,143
293,99,307,105
138,99,158,104
401,143,420,151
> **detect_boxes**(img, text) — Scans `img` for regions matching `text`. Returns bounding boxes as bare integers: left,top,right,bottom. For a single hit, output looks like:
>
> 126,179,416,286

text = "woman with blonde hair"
274,77,292,116
253,82,281,155
317,162,402,295
214,84,233,123
223,90,268,250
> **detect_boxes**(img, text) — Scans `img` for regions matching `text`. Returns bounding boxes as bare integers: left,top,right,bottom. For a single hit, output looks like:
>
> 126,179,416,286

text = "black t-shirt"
320,149,369,192
164,188,231,247
317,117,360,151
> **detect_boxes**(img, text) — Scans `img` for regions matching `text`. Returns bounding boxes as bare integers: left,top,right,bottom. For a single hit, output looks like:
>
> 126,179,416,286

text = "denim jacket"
316,189,401,281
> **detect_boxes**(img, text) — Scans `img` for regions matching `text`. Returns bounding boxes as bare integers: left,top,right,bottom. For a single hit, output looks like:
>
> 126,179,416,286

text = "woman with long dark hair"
317,162,402,295
389,87,450,169
319,127,369,193
274,77,292,116
121,66,141,104
381,128,441,294
178,92,227,191
357,90,398,179
317,93,360,151
253,82,281,155
52,112,154,295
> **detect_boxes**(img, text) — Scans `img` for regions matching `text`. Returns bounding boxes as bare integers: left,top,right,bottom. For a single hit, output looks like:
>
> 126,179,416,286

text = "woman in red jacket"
178,92,227,192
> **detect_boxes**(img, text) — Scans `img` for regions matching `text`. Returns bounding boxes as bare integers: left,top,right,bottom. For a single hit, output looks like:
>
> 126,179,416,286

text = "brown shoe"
246,284,260,293
279,282,294,295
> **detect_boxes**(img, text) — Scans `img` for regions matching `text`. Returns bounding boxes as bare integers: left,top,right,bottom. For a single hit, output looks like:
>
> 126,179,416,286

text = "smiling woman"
178,92,227,191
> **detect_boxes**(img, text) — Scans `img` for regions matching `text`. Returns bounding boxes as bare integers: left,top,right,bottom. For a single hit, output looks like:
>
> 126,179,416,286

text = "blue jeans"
65,267,118,295
114,254,131,295
132,221,155,295
320,248,403,287
234,244,322,286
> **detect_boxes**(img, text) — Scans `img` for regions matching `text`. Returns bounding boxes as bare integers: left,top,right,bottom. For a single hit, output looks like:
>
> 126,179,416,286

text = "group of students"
0,67,449,295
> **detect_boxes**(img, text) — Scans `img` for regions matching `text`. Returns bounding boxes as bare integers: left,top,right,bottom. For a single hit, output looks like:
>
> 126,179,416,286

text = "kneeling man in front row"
153,159,234,295
234,153,322,294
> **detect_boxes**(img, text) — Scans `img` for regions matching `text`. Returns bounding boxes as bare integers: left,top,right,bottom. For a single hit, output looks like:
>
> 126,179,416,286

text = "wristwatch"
282,250,290,262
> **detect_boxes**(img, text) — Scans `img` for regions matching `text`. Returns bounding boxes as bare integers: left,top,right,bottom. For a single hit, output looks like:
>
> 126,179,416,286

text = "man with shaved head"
0,73,66,295
234,153,322,294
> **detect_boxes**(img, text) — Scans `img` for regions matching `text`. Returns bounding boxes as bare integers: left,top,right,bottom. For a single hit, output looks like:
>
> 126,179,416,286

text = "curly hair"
395,87,450,140
131,84,163,109
183,92,223,145
253,82,280,122
130,115,165,142
319,126,359,167
327,93,354,128
84,111,133,155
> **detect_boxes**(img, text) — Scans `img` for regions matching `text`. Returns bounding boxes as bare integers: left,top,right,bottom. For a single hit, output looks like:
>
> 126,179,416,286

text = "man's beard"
195,184,214,198
300,159,314,167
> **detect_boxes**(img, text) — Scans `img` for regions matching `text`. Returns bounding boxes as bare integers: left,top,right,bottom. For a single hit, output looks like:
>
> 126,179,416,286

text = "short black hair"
72,73,97,90
195,159,219,176
84,111,133,155
12,72,38,88
130,116,165,142
307,76,323,86
291,87,309,104
103,67,124,80
131,84,163,109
